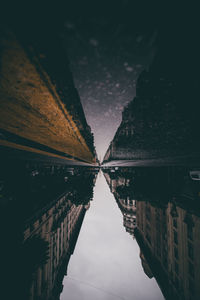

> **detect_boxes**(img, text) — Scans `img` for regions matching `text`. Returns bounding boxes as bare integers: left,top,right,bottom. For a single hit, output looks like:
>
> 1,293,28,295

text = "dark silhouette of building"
103,24,200,163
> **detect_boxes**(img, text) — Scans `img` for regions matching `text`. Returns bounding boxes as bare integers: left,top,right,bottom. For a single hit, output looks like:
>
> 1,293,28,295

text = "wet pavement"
1,163,200,300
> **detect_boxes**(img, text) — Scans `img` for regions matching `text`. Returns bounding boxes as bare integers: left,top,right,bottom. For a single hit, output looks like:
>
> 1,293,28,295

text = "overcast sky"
61,171,164,300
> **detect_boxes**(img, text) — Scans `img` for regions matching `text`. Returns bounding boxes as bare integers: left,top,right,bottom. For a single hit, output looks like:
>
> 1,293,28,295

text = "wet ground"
60,171,163,300
1,163,200,300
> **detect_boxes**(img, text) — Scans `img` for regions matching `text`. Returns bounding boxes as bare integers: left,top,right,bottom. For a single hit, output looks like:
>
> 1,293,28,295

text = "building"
103,34,200,164
23,192,87,300
103,168,137,238
103,166,200,299
0,162,98,300
0,26,97,164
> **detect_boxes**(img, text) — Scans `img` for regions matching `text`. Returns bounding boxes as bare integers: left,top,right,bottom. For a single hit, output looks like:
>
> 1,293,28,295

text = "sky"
61,171,164,300
60,1,159,160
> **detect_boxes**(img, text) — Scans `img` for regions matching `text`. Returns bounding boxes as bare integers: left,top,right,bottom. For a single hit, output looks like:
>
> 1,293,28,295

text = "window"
189,278,194,294
174,230,178,244
173,218,177,228
187,226,193,241
146,223,151,232
146,232,151,245
174,246,179,260
188,261,194,278
175,261,179,275
175,275,179,290
188,242,194,260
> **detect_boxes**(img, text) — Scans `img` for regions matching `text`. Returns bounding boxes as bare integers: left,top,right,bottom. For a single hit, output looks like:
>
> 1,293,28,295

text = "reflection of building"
167,202,200,300
139,251,153,279
23,190,87,300
136,200,169,297
0,161,98,300
118,198,136,237
136,200,200,300
103,169,137,238
103,167,200,300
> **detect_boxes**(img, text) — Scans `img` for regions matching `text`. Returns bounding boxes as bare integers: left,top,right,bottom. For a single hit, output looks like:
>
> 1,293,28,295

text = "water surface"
61,171,163,300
